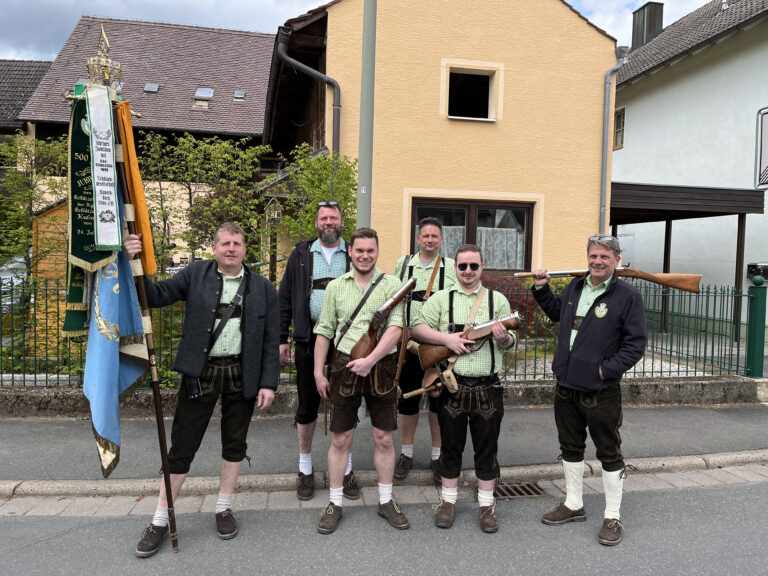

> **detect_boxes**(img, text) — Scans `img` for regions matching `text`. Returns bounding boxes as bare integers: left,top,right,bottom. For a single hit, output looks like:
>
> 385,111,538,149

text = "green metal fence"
1,276,763,387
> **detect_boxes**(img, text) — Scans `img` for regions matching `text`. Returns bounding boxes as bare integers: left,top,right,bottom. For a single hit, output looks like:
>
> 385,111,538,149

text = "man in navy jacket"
125,222,279,557
531,234,646,546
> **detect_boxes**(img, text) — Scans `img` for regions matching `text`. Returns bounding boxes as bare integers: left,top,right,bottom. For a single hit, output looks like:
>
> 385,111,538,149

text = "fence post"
746,275,766,378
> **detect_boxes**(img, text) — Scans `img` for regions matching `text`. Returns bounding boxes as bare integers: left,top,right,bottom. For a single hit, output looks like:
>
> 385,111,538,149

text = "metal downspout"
600,46,629,234
276,27,341,154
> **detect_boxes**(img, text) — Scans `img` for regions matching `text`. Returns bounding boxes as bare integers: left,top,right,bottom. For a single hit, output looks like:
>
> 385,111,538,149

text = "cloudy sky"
2,0,709,61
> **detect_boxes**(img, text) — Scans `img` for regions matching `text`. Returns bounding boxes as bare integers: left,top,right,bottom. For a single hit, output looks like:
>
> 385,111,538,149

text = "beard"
317,224,342,244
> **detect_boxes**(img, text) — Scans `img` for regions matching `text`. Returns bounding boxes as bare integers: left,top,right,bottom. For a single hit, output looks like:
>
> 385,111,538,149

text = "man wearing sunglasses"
279,201,360,502
530,235,646,546
392,217,458,482
411,244,516,533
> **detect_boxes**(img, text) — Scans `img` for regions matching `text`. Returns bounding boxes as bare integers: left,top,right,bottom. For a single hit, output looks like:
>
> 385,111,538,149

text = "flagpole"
87,26,179,552
113,109,179,553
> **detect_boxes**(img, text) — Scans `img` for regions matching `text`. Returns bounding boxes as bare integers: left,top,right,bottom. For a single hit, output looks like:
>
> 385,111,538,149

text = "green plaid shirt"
570,274,610,348
210,267,244,357
314,268,405,355
415,286,512,377
393,254,458,326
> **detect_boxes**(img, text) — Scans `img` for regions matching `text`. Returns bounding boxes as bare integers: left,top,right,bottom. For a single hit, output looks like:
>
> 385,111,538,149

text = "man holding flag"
124,222,280,558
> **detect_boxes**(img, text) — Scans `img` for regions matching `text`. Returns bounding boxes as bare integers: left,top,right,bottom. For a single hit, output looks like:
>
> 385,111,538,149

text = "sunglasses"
457,262,481,271
317,201,339,207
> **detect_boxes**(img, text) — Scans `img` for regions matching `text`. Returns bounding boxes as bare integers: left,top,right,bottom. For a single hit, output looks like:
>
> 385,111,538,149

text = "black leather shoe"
343,471,361,500
393,454,413,480
297,471,315,501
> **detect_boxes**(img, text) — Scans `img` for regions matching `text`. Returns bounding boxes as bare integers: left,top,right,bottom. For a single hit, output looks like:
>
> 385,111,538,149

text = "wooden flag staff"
87,26,179,552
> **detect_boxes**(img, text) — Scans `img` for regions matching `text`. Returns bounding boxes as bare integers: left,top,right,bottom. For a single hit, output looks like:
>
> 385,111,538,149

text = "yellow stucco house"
265,0,619,273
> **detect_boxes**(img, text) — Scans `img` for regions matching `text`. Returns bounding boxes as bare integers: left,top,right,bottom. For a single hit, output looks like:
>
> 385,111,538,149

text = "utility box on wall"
747,263,768,280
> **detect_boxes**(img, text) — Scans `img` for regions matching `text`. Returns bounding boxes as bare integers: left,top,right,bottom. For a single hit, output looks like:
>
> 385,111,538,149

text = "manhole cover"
494,482,545,500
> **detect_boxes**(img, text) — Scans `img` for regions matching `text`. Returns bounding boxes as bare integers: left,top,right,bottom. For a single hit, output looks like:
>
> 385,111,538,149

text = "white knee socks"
603,469,623,520
563,460,585,511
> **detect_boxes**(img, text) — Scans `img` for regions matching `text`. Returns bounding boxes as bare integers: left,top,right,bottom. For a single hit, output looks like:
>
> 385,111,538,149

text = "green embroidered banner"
62,263,89,336
67,97,113,272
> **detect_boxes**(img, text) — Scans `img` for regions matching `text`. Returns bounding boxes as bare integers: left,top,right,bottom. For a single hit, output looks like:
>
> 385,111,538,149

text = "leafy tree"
137,131,182,274
0,132,68,279
271,143,358,244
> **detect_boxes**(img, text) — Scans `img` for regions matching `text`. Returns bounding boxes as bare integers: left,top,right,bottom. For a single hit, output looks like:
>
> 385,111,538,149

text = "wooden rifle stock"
515,267,702,294
417,312,522,370
349,277,416,360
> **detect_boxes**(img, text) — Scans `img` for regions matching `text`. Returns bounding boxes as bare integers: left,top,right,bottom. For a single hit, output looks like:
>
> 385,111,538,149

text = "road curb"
7,449,768,498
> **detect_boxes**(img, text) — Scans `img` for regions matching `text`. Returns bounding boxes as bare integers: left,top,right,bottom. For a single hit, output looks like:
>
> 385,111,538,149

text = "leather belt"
208,354,241,364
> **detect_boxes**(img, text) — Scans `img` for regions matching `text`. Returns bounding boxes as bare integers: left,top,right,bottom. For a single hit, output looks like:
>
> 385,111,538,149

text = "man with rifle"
279,201,360,502
530,234,646,546
313,227,411,534
392,217,458,482
411,244,516,533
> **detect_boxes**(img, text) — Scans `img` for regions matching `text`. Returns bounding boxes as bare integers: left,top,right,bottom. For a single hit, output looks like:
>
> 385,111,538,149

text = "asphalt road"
1,482,765,576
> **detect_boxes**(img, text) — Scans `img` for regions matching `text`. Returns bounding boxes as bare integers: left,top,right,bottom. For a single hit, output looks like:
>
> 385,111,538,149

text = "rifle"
515,266,702,294
402,312,523,399
349,277,417,360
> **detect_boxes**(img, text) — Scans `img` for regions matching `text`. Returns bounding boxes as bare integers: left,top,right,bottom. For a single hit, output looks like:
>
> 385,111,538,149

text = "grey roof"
19,16,275,137
0,60,51,129
619,0,768,84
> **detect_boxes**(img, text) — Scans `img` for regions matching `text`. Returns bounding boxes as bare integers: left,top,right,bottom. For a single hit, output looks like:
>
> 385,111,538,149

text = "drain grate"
494,482,545,500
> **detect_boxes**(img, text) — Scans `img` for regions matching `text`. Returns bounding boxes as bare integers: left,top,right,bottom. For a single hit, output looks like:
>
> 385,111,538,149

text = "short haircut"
417,216,443,234
214,221,246,244
350,227,378,247
587,234,621,259
455,243,483,262
315,201,342,218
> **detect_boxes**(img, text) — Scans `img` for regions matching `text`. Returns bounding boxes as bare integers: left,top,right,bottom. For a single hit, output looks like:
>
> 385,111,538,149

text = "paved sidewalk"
3,458,767,517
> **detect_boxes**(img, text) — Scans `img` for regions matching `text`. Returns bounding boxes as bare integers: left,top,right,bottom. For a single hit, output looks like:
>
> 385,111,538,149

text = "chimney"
632,2,664,49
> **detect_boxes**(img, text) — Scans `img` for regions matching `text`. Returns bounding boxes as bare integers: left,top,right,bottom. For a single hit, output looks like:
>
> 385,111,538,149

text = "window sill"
447,116,497,123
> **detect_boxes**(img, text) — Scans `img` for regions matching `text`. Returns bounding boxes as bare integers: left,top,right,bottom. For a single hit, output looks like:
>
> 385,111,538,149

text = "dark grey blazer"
143,260,280,400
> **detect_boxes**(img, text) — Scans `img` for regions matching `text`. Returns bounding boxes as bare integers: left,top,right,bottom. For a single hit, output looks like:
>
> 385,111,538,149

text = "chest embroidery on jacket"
595,302,608,318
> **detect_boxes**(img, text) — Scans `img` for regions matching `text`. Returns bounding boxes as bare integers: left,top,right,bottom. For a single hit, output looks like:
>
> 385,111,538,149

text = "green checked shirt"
415,286,512,377
210,267,244,357
314,268,405,355
570,274,610,349
393,254,458,326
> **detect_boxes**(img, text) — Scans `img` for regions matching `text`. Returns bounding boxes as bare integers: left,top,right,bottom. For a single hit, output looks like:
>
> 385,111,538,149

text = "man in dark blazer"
124,222,279,558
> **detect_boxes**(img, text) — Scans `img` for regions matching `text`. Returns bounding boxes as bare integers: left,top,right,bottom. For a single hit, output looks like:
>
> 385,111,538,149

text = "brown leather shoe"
297,471,315,501
378,500,410,530
317,503,342,534
216,509,238,540
598,518,624,546
434,500,455,528
135,523,168,558
343,471,361,500
541,502,587,526
479,504,498,533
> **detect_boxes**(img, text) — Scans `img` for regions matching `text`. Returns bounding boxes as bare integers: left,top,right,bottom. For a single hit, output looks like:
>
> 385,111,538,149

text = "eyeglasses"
457,262,481,271
588,234,617,242
317,201,339,208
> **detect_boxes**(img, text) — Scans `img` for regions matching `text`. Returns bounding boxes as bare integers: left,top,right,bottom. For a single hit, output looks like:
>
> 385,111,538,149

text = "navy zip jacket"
532,271,647,392
143,260,280,400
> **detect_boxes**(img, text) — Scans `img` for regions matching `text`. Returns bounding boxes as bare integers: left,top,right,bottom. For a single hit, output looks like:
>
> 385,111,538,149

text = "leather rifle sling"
442,285,486,390
394,256,442,384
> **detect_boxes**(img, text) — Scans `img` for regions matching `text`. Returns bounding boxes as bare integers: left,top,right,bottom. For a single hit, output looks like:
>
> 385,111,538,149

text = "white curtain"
476,227,524,269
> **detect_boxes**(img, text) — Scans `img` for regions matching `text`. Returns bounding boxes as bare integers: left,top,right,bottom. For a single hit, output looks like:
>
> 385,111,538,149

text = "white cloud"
570,0,714,47
1,0,717,61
